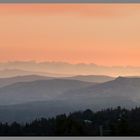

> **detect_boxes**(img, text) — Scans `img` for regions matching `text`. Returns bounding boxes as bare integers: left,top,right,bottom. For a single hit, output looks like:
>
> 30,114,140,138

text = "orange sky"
0,4,140,66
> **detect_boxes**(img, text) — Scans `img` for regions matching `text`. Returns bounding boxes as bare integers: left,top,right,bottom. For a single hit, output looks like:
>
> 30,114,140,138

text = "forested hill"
1,106,140,136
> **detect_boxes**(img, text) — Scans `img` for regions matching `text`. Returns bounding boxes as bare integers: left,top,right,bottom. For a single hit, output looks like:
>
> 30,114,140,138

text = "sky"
0,4,140,66
0,0,140,2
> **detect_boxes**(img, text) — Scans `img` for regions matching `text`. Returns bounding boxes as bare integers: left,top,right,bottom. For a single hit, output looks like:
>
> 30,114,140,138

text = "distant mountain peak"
115,76,140,81
115,76,125,80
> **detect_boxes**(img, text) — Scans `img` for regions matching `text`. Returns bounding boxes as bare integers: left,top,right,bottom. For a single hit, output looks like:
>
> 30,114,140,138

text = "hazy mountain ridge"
0,97,136,123
0,74,114,88
0,100,76,123
1,61,140,76
0,75,53,88
65,75,115,83
0,68,72,78
60,77,140,104
0,78,94,105
0,76,139,122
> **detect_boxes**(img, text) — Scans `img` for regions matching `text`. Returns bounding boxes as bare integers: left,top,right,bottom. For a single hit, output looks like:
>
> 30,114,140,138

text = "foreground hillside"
0,106,140,136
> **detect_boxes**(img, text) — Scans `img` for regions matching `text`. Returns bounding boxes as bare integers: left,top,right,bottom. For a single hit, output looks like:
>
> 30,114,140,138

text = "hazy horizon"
0,61,140,77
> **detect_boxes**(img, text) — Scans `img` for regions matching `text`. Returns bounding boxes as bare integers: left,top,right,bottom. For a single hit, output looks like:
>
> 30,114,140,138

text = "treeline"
1,106,140,136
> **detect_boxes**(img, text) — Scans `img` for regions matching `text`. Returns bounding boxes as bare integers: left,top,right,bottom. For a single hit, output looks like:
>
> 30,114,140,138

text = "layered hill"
0,77,139,122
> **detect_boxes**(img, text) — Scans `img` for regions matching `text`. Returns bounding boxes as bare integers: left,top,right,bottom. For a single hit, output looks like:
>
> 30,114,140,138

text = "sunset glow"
0,4,140,66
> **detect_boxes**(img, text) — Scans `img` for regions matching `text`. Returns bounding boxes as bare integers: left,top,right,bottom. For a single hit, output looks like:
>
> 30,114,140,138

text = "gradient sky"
0,4,140,66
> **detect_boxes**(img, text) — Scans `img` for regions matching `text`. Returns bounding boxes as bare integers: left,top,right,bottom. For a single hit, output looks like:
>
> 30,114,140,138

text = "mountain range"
0,72,114,88
66,75,114,83
0,75,139,122
0,78,94,105
0,69,73,78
